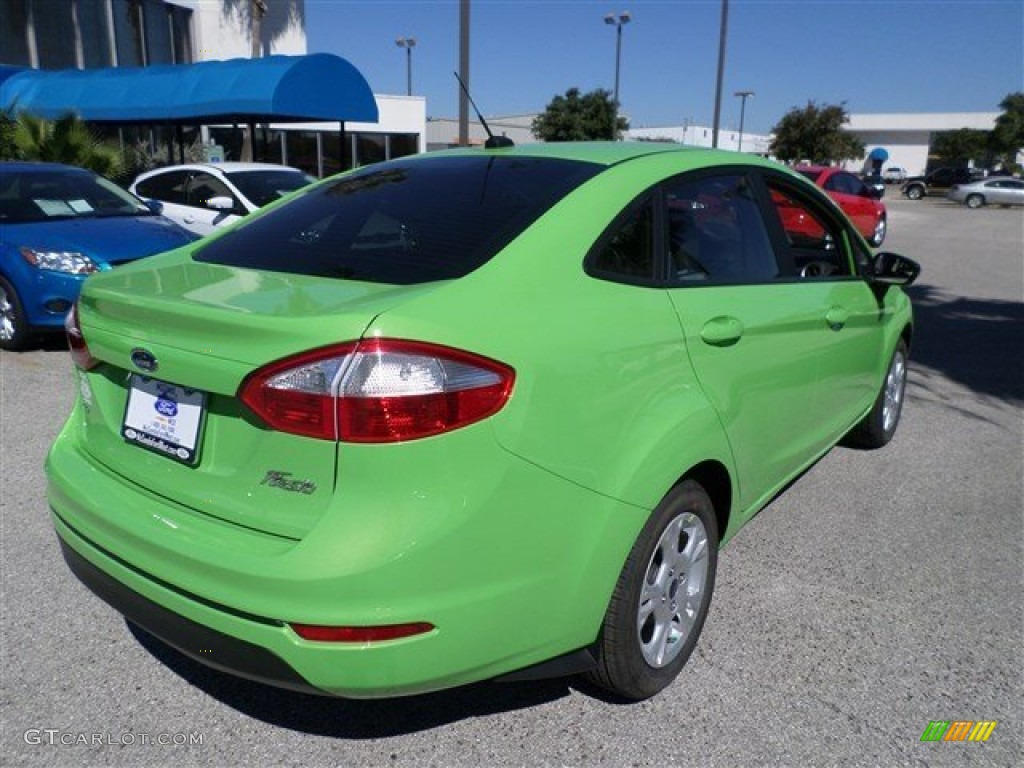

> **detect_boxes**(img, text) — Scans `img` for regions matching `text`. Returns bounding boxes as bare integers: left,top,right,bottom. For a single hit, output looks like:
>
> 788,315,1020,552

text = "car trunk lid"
75,254,442,539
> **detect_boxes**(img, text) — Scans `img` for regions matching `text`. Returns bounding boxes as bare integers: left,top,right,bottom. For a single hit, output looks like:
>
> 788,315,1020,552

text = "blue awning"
0,54,378,124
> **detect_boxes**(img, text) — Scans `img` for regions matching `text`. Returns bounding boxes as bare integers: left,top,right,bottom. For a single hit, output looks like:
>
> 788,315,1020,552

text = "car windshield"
0,169,150,223
194,155,603,285
797,169,823,183
224,169,316,208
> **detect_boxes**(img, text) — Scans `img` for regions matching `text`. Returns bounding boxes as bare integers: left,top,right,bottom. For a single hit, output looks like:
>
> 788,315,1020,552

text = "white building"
626,124,772,154
843,113,1002,176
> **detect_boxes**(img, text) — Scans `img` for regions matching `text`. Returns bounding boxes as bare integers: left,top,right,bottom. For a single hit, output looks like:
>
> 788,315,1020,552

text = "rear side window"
194,156,602,284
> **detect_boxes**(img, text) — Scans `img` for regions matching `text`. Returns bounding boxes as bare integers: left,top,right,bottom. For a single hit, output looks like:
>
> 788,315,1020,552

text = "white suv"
130,163,315,236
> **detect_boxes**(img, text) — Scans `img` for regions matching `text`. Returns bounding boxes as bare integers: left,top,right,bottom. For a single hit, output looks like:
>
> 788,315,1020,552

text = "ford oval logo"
130,348,159,373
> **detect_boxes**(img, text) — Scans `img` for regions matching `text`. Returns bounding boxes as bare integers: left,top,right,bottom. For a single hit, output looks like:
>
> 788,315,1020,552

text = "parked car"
794,165,888,246
901,166,984,200
130,162,315,236
0,162,197,351
882,167,908,184
948,177,1024,208
49,143,919,702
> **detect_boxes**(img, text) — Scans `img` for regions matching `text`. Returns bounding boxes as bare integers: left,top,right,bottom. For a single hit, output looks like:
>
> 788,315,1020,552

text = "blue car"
1,162,197,350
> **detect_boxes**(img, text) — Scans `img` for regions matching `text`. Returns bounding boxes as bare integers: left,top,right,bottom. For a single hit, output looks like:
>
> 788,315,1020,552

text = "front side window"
136,170,189,205
194,156,603,285
665,174,778,284
186,173,238,212
765,181,854,278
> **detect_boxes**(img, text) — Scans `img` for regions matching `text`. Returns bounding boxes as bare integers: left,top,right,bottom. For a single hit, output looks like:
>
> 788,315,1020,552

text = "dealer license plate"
122,375,206,465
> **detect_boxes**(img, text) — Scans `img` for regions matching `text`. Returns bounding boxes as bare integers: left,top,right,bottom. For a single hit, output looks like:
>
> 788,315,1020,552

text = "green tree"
532,88,628,142
991,91,1024,171
12,112,123,177
930,128,990,166
0,106,17,160
769,101,864,165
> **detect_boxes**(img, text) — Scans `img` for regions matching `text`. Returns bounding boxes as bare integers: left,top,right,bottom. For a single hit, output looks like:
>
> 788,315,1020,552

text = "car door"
663,171,830,512
989,179,1024,205
182,172,244,235
760,173,885,444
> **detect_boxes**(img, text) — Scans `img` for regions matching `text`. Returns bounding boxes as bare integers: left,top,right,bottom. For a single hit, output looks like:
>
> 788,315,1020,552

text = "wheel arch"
901,321,914,354
679,460,733,544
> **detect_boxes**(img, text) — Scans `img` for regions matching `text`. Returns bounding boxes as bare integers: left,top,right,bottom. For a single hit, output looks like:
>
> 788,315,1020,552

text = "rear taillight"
239,339,515,443
65,302,98,370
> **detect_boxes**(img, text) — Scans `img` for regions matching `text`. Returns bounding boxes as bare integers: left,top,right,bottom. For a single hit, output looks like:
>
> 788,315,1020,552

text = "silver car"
947,177,1024,208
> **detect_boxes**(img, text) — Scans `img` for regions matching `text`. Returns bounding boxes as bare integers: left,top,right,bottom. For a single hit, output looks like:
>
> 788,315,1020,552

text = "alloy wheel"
0,284,15,342
637,511,710,668
882,348,907,434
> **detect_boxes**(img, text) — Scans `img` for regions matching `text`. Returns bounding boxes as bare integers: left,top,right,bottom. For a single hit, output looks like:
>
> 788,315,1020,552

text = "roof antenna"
453,71,514,149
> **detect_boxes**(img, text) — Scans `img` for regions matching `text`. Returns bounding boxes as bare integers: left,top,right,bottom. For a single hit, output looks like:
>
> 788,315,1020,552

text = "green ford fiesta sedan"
47,142,919,701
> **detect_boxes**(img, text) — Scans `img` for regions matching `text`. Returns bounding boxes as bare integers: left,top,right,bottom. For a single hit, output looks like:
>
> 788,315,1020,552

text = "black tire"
905,185,924,200
845,339,909,449
586,480,718,700
0,275,31,351
965,194,985,209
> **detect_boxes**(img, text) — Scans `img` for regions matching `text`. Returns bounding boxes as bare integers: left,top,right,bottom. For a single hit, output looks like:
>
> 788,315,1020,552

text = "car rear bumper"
47,407,648,697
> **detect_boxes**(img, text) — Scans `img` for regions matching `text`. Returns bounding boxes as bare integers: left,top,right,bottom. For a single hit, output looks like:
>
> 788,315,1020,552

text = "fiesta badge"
130,348,159,373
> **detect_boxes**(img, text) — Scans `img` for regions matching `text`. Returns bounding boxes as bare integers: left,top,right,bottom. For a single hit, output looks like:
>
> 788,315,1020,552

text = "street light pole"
735,90,754,152
711,0,729,148
604,10,631,131
395,37,416,96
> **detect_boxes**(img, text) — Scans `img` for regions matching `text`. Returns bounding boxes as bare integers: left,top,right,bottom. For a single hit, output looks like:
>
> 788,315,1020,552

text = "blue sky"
306,1,1024,134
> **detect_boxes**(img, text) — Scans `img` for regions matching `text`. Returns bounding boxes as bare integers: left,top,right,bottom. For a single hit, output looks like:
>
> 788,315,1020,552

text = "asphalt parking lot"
2,193,1021,768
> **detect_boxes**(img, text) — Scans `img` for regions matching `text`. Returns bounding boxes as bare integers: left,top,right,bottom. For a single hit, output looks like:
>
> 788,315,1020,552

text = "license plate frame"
122,374,207,465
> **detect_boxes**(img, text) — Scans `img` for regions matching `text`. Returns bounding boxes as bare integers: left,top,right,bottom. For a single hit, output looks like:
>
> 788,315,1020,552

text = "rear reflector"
65,302,98,370
239,339,514,443
290,622,435,643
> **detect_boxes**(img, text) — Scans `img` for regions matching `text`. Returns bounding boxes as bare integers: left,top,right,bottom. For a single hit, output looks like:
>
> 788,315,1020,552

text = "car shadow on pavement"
128,622,576,736
905,283,1024,404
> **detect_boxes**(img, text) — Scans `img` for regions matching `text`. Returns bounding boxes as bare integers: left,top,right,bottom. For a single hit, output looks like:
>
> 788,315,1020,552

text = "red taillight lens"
65,302,98,370
290,622,435,643
239,339,515,443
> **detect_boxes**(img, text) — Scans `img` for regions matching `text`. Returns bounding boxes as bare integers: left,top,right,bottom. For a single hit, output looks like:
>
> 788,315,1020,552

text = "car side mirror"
206,195,234,211
871,251,920,286
143,199,163,214
867,186,884,200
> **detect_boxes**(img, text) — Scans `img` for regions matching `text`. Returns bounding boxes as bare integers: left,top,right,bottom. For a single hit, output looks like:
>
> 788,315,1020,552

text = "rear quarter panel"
365,155,738,519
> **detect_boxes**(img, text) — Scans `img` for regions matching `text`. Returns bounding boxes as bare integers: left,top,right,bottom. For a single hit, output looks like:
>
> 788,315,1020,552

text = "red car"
795,165,887,246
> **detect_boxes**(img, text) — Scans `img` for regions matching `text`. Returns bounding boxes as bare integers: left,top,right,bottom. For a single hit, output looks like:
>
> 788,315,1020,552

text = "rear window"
194,155,602,284
797,169,822,184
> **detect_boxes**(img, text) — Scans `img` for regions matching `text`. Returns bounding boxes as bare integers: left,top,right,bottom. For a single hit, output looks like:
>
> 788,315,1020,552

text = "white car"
882,167,908,184
130,162,315,236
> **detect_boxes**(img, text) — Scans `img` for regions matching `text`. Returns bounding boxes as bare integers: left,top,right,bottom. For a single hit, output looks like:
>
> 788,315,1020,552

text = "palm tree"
13,112,123,177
